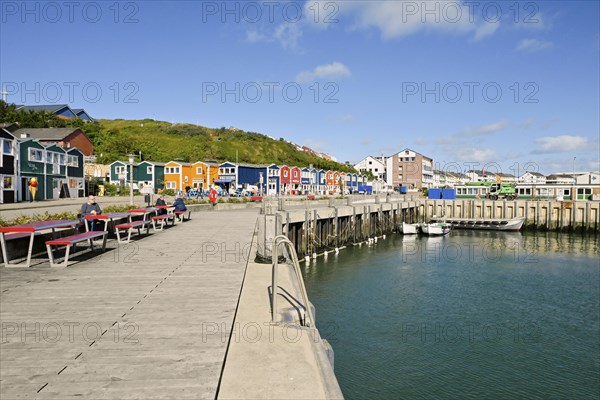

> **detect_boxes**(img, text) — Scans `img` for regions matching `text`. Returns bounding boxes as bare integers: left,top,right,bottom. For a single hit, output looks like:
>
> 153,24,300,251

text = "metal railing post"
271,235,315,327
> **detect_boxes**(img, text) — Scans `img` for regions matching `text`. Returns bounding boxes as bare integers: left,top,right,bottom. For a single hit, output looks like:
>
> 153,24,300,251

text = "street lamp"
572,156,576,201
128,154,135,205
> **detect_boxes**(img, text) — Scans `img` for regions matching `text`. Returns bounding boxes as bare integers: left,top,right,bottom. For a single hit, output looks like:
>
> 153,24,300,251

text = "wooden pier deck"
0,209,258,400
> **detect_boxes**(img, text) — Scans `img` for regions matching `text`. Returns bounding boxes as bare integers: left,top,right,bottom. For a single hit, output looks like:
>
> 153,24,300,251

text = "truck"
487,183,517,200
465,181,517,200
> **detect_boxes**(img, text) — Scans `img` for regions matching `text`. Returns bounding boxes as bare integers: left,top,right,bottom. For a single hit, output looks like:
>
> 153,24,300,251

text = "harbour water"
302,231,600,399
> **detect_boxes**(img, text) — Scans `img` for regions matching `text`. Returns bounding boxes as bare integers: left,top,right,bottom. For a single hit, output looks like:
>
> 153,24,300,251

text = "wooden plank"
1,210,258,400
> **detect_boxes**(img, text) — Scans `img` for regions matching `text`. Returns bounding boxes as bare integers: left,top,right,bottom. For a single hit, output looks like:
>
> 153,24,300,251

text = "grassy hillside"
92,119,356,172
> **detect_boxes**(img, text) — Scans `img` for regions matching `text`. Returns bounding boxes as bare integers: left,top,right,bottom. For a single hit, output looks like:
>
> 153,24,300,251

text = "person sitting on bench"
81,195,102,231
173,195,187,221
155,194,168,215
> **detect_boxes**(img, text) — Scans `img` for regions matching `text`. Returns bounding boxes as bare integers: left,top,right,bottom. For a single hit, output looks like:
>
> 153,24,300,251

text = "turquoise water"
302,231,600,399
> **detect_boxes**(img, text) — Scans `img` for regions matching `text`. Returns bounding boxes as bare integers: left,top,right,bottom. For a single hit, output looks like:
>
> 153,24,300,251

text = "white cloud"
456,120,512,137
248,1,502,51
274,24,303,49
310,0,498,41
336,114,355,122
473,21,500,41
296,62,351,83
533,135,590,154
516,38,553,52
457,148,498,163
245,30,269,43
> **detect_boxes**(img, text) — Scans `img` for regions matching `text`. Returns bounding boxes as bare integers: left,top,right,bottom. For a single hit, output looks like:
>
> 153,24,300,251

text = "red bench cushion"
152,214,174,220
46,231,106,246
116,221,147,229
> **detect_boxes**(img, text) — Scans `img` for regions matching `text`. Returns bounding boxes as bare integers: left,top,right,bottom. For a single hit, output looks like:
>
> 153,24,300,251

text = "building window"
284,170,288,177
3,176,13,189
29,148,44,162
115,166,126,174
147,166,153,174
196,167,203,174
67,155,79,167
166,181,176,189
2,139,12,155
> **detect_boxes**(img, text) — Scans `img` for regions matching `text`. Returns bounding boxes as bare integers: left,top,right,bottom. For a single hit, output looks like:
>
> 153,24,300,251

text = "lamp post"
128,154,135,205
572,156,576,201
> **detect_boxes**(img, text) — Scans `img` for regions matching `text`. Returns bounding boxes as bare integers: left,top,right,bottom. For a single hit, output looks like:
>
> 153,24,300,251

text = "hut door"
52,178,62,199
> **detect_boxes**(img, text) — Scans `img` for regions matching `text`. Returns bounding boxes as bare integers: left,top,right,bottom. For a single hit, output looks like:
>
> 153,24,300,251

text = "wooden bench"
115,220,150,244
174,210,191,223
151,213,175,231
45,231,108,268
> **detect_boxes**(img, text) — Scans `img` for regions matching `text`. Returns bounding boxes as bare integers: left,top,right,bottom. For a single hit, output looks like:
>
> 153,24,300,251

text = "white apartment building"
354,156,386,181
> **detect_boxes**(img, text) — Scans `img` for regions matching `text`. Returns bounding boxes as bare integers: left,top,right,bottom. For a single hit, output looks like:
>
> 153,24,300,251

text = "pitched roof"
16,104,72,113
72,109,95,121
13,128,82,140
0,122,19,132
523,171,545,177
238,163,267,168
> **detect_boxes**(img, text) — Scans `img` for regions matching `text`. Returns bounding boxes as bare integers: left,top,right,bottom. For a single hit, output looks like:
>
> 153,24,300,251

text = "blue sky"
1,0,599,175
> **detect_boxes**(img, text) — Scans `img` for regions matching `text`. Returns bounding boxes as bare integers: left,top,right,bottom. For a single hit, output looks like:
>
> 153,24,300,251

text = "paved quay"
0,209,258,399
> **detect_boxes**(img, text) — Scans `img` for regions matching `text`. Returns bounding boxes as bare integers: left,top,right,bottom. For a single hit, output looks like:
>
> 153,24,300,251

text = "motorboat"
421,223,451,236
429,217,525,231
400,222,419,234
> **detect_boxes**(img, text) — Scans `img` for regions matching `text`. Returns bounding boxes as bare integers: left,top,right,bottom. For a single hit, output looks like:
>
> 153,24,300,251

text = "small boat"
421,223,451,236
401,222,419,234
430,217,525,231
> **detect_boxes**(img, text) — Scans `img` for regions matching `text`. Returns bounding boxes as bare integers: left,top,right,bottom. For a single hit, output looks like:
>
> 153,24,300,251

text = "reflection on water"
302,232,600,400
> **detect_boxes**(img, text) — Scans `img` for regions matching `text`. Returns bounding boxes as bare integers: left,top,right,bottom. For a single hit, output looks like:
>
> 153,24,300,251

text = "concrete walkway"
0,209,258,399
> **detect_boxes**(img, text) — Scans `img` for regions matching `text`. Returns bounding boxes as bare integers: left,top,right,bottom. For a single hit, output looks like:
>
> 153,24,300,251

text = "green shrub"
0,211,79,227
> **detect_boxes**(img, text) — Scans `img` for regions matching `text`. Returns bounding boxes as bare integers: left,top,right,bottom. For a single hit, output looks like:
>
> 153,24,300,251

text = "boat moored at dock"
430,217,525,231
400,222,419,234
421,223,452,236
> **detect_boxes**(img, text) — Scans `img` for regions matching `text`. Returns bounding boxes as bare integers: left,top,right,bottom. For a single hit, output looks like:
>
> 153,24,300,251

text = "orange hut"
325,170,335,190
204,161,220,188
164,161,192,191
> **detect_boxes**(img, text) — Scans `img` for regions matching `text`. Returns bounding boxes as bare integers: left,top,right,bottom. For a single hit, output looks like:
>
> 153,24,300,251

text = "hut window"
29,148,44,162
2,139,12,155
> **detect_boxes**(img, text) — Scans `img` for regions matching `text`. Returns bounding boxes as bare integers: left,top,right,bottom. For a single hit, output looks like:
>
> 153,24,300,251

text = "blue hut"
301,167,311,194
317,170,326,194
266,164,280,195
216,162,237,191
237,163,267,193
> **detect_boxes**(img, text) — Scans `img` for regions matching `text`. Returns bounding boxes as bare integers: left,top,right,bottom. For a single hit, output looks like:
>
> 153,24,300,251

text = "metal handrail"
271,235,315,327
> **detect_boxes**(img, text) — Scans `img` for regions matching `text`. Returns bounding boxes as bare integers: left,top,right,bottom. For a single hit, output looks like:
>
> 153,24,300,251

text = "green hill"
90,119,355,172
0,100,357,172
